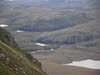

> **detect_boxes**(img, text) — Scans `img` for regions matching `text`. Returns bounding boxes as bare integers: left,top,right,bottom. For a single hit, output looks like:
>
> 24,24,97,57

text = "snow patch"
35,43,47,46
50,49,54,51
63,59,100,69
0,24,8,28
6,0,13,1
16,30,24,32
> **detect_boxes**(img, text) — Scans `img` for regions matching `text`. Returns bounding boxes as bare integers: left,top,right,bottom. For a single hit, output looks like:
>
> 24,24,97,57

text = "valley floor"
41,61,100,75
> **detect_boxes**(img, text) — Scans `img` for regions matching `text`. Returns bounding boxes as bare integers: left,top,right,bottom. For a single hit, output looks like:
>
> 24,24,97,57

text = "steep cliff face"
0,27,47,75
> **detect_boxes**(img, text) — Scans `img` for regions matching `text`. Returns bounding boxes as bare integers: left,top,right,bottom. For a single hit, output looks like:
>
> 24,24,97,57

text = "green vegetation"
0,27,47,75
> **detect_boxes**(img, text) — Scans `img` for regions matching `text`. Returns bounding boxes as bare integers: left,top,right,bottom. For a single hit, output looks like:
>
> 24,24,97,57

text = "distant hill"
0,0,100,64
12,20,100,64
0,0,99,32
0,0,100,75
0,0,93,9
35,20,100,45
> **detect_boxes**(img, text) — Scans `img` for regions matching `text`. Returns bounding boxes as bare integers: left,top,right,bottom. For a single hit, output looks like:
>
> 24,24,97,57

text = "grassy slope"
0,27,47,75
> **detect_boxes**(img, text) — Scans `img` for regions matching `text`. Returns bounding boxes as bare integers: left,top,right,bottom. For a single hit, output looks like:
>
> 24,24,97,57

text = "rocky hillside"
0,27,47,75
